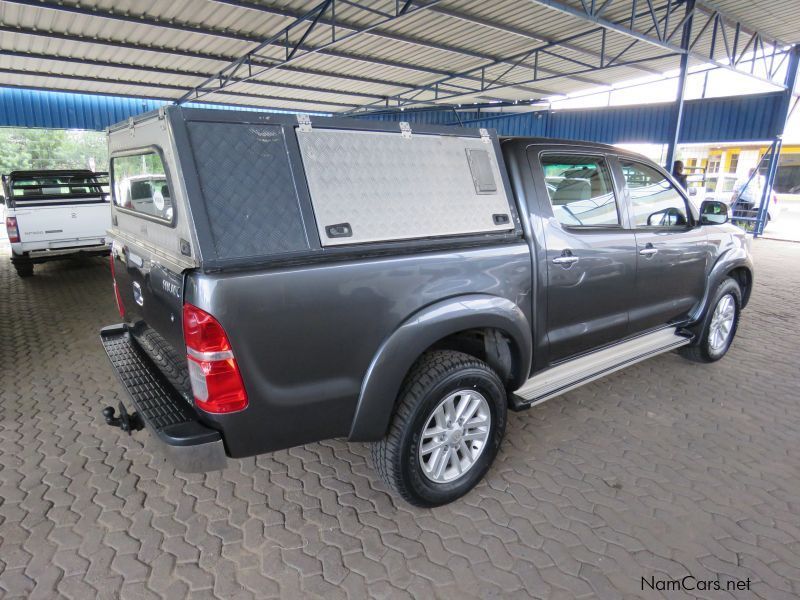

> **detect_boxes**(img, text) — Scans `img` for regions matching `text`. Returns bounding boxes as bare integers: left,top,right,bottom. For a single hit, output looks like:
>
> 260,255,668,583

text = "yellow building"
681,144,800,196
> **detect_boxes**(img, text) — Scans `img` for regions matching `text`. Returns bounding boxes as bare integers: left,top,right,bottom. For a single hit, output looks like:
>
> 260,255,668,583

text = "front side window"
621,160,689,228
111,151,173,223
540,154,619,227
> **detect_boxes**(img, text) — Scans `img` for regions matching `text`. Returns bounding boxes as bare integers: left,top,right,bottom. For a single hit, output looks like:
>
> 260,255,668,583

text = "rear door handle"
552,255,580,266
639,248,658,257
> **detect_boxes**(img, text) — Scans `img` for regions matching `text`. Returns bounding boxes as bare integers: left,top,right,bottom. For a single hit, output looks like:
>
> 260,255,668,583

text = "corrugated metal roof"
0,0,795,114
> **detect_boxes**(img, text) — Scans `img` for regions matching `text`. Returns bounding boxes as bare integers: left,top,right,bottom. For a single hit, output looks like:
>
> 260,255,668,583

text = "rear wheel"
371,350,507,507
679,277,741,363
13,261,33,278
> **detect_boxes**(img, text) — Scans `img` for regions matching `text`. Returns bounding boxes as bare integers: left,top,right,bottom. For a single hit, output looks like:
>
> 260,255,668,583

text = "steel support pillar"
665,0,695,171
754,43,800,237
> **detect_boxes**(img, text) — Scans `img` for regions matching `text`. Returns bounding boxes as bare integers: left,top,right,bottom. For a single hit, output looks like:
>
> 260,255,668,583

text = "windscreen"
9,172,108,206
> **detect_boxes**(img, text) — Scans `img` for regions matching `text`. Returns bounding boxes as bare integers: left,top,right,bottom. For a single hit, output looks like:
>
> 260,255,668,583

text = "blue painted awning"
0,86,786,145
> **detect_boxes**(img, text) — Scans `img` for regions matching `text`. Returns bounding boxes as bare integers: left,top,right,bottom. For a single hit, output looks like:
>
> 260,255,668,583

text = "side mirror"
699,200,728,225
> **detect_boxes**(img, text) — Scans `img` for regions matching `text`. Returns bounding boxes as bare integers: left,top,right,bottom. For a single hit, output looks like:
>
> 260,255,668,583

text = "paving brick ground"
1,239,799,599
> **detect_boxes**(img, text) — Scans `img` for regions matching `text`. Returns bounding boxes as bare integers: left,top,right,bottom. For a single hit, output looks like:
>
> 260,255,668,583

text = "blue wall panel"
0,88,162,130
680,93,784,143
548,103,674,144
0,86,786,145
361,93,785,145
360,107,550,136
0,87,299,130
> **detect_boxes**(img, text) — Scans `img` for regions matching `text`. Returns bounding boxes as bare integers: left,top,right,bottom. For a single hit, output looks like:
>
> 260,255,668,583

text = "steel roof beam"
0,67,363,110
426,4,664,77
209,0,602,85
1,0,462,79
351,0,789,113
382,53,680,109
1,0,550,92
0,25,419,92
531,0,789,87
1,0,563,100
178,0,555,103
0,50,392,103
351,1,682,113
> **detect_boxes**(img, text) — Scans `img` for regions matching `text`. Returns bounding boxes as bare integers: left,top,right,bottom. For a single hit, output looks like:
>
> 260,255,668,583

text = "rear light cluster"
5,217,20,243
108,253,125,318
183,304,248,414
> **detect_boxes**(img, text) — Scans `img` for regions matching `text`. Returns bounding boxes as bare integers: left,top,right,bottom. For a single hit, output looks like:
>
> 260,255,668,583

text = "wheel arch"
687,247,753,340
727,265,752,308
348,294,532,442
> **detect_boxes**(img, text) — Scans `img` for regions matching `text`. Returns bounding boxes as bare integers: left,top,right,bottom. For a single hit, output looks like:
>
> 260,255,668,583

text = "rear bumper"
100,323,227,472
13,242,109,263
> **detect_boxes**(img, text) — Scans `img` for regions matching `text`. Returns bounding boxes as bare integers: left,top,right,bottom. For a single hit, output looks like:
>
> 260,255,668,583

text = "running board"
512,328,691,409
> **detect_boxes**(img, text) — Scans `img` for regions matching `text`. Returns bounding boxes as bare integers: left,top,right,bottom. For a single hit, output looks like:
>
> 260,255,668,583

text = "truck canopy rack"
2,170,109,208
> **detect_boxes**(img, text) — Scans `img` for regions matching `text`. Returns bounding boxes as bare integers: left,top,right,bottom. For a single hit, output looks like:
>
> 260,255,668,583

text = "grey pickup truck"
100,107,752,507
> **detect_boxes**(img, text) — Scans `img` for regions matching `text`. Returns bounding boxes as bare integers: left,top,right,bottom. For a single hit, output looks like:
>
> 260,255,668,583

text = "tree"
0,127,108,175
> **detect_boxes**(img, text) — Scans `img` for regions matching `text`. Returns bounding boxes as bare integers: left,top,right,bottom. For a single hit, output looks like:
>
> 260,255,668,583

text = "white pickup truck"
2,170,111,277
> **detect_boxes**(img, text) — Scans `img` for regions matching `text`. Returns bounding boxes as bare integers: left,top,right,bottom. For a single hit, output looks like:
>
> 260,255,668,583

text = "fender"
689,242,753,326
348,294,532,442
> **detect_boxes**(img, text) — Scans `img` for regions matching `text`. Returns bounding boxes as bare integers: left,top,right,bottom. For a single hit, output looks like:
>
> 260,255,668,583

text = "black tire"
679,277,741,363
13,261,33,277
371,350,507,507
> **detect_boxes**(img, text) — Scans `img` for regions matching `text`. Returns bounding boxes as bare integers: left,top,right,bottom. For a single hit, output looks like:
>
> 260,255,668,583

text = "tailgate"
111,238,192,400
15,203,110,244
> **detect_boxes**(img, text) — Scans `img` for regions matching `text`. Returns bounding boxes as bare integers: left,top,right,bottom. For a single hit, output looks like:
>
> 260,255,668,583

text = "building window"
707,158,720,173
729,153,740,173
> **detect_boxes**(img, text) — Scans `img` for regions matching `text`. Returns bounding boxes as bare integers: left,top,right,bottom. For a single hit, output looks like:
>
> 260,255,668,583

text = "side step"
512,328,691,410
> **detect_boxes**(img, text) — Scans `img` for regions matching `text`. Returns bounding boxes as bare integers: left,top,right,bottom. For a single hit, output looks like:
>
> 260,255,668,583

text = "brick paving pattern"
0,240,799,599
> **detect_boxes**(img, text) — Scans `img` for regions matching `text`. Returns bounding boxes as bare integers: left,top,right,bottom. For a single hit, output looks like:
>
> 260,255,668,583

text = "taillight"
183,304,248,414
5,217,20,243
109,252,125,318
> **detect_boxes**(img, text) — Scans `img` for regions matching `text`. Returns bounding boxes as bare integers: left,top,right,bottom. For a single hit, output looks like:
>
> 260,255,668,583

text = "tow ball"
102,403,145,435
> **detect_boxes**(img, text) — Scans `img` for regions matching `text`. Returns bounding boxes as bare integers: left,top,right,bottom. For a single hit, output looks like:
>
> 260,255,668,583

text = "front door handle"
553,255,580,266
639,248,658,257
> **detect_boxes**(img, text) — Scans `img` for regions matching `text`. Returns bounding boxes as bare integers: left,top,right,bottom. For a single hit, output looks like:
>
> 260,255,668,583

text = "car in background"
704,172,779,223
2,170,110,277
114,174,173,222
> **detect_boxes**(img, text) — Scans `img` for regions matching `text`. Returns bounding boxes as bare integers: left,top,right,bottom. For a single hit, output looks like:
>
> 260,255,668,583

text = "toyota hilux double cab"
2,169,111,276
100,107,752,507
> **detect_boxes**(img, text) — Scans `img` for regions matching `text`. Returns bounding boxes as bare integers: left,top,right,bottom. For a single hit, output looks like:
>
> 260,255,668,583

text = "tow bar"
102,402,145,435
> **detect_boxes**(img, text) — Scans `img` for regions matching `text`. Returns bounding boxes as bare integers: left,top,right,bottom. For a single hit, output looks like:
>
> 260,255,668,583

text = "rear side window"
620,160,689,228
540,154,619,227
111,151,174,224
